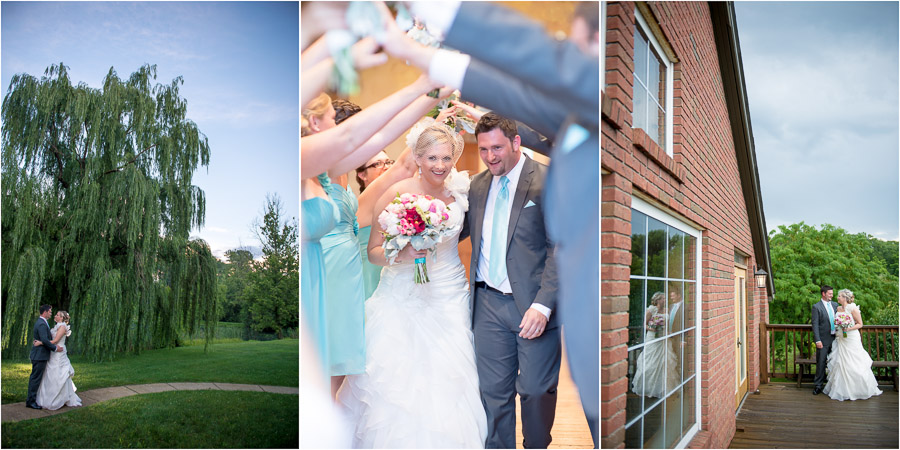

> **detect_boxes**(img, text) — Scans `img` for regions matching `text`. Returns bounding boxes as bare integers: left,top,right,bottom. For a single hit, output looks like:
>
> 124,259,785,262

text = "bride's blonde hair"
58,311,70,324
838,289,855,304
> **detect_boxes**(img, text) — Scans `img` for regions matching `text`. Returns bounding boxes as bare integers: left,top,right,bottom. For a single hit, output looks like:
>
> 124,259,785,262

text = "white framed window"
625,196,701,448
633,8,674,156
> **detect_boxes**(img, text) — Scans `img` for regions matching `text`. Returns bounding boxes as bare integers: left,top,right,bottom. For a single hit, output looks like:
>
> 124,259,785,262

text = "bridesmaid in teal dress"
320,172,366,390
353,150,397,299
300,181,339,376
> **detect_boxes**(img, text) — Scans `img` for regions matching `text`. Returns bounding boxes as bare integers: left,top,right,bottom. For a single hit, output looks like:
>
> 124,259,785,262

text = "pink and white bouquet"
378,192,453,283
834,312,853,338
648,314,667,334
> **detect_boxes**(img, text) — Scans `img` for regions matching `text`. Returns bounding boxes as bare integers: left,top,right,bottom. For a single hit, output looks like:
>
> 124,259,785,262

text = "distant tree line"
217,194,298,338
768,222,899,326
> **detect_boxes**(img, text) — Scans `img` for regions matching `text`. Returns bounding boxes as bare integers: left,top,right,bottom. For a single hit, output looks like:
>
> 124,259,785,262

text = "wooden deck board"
729,383,899,449
515,351,594,449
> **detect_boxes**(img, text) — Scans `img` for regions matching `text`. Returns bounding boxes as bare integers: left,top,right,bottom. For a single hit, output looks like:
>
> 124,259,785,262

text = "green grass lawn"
2,339,298,404
1,390,298,448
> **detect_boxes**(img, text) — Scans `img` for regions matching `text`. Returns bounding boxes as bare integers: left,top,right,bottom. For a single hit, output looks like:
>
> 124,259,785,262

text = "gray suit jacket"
445,1,599,126
811,300,840,344
30,317,57,361
461,156,559,328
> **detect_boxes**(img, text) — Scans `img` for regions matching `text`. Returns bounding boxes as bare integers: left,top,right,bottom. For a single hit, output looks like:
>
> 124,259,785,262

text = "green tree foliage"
218,248,254,323
1,63,217,360
869,238,899,277
244,195,299,338
768,222,899,325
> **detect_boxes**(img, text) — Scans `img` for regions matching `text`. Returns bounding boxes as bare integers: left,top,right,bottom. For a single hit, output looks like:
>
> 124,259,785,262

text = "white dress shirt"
475,155,551,320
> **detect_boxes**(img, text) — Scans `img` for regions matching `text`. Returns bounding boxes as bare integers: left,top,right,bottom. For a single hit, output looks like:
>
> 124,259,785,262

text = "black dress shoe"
812,387,821,395
25,403,42,409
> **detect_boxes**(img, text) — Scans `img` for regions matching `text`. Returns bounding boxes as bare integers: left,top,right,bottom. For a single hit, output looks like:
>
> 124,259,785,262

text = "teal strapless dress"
320,177,366,376
357,225,383,299
301,193,339,375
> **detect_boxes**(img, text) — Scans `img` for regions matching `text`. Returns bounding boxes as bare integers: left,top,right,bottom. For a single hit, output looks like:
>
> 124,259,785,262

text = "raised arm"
326,89,447,177
301,37,388,109
356,146,416,228
301,76,439,180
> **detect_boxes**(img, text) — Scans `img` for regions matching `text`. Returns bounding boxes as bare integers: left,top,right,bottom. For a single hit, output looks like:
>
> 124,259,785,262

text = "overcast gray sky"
735,1,899,241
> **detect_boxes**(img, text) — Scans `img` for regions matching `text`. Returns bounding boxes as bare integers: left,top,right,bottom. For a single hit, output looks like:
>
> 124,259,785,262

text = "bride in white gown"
33,311,82,410
823,289,883,401
338,122,488,448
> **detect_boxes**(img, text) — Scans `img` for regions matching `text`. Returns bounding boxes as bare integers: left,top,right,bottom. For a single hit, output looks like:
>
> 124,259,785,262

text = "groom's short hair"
39,304,52,314
820,285,833,295
475,112,518,145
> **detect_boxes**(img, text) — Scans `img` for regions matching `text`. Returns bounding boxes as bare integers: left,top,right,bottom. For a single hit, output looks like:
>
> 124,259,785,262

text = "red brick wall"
601,2,769,448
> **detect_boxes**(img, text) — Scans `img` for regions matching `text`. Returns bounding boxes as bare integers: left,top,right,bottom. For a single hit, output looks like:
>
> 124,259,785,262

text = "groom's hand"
815,341,823,349
56,346,64,352
519,309,548,339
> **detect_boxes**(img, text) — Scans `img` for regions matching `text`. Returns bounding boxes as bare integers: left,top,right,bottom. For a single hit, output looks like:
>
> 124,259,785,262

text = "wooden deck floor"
729,383,899,448
515,351,594,449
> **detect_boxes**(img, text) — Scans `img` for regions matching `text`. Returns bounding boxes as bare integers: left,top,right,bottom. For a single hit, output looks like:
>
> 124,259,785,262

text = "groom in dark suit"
26,304,62,409
811,285,839,394
461,113,560,448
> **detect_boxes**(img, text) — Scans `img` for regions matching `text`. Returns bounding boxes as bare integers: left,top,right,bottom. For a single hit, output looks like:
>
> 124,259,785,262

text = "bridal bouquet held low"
378,193,453,283
834,311,853,338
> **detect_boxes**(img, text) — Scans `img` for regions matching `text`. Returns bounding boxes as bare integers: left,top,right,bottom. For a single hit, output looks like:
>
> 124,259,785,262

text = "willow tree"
1,63,217,361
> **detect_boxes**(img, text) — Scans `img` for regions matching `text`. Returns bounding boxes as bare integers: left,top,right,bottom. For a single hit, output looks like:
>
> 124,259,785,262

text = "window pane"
648,280,666,336
656,104,666,148
684,234,696,280
634,83,648,131
664,385,683,448
682,378,696,439
667,229,684,279
631,210,647,276
648,107,660,147
634,28,648,85
667,281,684,334
648,47,661,103
626,420,642,449
643,399,665,448
683,328,695,383
629,279,647,346
683,282,696,330
668,331,683,396
627,348,644,425
647,217,667,278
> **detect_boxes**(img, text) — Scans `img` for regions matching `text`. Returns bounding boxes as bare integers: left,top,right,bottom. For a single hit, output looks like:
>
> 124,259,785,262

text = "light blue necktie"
489,176,510,286
825,302,835,333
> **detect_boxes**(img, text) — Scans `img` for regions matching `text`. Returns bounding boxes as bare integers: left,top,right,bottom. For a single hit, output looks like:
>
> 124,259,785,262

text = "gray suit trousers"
814,332,835,388
473,285,561,449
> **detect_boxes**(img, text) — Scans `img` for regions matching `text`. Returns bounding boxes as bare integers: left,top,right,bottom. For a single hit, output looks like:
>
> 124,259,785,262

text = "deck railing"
760,323,899,384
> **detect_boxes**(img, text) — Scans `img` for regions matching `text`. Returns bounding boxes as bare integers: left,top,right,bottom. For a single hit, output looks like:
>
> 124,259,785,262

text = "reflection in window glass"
647,216,667,278
629,279,647,347
629,202,699,448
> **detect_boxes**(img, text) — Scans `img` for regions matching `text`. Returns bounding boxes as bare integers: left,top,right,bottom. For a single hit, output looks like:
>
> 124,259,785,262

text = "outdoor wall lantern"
754,266,768,289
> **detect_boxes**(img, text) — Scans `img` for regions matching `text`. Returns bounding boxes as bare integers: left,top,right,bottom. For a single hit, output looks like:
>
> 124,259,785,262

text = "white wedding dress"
823,303,883,401
36,323,82,410
630,306,678,398
338,170,488,448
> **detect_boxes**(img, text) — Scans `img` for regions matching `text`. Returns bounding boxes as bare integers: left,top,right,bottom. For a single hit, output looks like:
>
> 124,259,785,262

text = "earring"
418,166,422,176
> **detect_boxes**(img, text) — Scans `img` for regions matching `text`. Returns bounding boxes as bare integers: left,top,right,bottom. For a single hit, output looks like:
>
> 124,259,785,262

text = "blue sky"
735,1,899,241
1,1,299,258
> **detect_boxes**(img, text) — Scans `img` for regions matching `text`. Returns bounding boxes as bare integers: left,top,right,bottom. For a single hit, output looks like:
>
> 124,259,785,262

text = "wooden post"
759,322,769,384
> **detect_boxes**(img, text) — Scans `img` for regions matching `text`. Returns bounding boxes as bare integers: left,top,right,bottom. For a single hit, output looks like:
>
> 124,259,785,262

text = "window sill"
632,127,685,183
